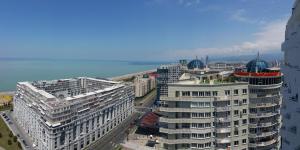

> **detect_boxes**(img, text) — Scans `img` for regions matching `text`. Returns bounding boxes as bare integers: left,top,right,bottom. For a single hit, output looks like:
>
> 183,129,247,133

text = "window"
243,109,247,114
242,99,247,104
199,91,204,96
234,100,239,105
234,89,239,95
192,91,198,96
175,91,180,97
242,119,247,125
234,141,239,146
212,91,218,96
205,91,211,96
234,130,239,136
182,91,190,96
234,121,239,126
234,110,239,115
242,89,247,94
242,129,247,134
242,139,247,144
225,90,230,96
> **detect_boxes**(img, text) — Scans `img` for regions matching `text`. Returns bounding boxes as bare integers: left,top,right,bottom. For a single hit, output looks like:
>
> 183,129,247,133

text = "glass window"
242,89,247,94
225,90,230,96
234,89,239,95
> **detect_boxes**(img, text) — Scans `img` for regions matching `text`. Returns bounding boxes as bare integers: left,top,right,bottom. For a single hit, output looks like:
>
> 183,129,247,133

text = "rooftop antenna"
196,56,198,60
257,51,260,60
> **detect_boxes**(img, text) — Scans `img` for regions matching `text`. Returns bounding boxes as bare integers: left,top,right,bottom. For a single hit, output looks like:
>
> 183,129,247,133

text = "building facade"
134,75,156,97
159,79,249,150
157,64,183,99
13,77,135,150
235,58,282,150
281,0,300,149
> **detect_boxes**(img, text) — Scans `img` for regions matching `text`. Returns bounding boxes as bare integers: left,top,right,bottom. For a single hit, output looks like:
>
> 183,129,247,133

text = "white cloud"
231,9,266,25
163,18,287,59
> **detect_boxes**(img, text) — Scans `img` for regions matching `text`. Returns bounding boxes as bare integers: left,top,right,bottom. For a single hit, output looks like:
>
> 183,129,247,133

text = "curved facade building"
281,0,300,149
234,61,282,150
159,78,249,150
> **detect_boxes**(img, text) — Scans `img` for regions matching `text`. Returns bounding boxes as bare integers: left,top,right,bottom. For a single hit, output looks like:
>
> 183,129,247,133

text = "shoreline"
0,69,157,95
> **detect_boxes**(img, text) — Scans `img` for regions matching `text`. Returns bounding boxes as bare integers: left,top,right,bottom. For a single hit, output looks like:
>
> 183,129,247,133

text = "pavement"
1,111,34,150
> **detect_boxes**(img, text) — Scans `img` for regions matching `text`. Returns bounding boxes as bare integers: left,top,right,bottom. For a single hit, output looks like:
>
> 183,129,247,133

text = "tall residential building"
281,0,300,149
159,75,249,150
13,77,134,150
235,57,282,150
156,59,205,102
157,64,183,99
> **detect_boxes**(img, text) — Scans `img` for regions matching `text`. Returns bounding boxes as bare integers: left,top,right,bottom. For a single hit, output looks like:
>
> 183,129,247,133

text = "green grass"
0,117,22,150
0,105,13,112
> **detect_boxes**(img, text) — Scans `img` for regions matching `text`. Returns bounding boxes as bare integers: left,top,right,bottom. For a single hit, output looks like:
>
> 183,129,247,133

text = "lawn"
0,117,22,150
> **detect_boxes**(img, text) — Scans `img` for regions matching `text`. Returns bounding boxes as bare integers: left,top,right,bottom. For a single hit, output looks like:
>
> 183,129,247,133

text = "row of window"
191,142,211,148
191,133,212,139
191,112,211,118
178,89,247,97
191,123,211,128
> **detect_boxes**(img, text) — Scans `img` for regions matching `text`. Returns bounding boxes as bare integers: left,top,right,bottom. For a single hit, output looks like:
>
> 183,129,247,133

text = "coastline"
0,69,157,95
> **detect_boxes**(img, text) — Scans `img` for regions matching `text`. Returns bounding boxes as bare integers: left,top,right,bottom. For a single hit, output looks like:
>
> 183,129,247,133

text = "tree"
7,139,12,145
13,136,17,142
17,142,22,148
9,131,13,137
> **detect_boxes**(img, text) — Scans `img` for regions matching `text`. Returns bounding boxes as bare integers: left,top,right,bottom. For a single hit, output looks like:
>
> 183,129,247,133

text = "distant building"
159,74,249,150
134,74,156,97
234,56,282,150
14,77,134,150
157,64,183,100
281,0,300,149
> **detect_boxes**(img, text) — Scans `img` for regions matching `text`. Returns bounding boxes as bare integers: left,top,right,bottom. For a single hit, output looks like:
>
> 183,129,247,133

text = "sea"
0,58,164,91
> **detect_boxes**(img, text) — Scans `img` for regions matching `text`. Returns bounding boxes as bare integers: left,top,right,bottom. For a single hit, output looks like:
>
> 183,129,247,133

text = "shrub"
13,136,17,142
9,131,13,137
8,139,12,145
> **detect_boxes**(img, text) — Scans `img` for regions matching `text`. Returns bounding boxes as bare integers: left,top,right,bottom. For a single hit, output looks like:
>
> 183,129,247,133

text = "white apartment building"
134,75,156,97
159,77,249,150
281,0,300,149
13,77,135,150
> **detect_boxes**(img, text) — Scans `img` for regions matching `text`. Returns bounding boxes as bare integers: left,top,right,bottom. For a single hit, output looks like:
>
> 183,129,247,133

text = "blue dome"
246,58,269,72
187,59,204,70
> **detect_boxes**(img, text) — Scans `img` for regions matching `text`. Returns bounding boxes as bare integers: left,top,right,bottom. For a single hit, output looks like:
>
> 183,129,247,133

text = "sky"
0,0,295,61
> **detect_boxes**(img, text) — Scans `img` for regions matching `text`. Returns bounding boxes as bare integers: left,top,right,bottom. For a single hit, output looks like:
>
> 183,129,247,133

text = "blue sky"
0,0,294,61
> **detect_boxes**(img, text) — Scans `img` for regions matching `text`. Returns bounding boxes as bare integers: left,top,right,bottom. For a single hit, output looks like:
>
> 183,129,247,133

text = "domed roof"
187,58,204,70
246,55,269,72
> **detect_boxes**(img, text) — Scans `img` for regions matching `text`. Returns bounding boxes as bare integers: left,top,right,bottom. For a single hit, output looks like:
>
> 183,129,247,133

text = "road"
86,89,157,150
1,111,33,150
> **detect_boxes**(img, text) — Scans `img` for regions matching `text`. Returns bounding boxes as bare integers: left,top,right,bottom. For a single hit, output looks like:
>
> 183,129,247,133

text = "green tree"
8,139,12,145
13,136,17,142
17,142,22,148
9,131,13,137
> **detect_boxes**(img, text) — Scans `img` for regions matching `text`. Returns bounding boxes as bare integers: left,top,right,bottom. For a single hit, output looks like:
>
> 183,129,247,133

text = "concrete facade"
281,0,300,149
13,77,135,150
159,79,249,150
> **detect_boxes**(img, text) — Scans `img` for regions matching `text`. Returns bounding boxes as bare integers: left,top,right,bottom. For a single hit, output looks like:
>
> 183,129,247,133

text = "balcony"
257,139,277,147
215,127,231,133
216,138,231,143
159,117,212,123
160,138,212,144
249,121,279,128
249,130,278,138
160,128,213,134
215,106,231,112
249,111,279,118
159,107,210,112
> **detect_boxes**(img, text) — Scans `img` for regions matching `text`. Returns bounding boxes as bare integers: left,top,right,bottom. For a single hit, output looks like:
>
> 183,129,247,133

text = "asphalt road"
1,111,33,150
87,89,157,150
